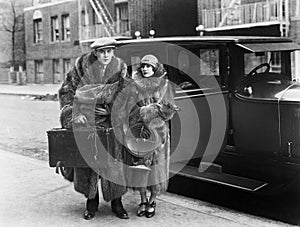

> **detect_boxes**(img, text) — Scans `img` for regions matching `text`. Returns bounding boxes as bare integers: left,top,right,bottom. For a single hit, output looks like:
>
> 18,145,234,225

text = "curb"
0,92,58,101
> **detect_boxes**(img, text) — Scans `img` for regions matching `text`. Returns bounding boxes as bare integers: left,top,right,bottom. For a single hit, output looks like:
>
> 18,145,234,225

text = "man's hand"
73,114,88,125
95,107,109,115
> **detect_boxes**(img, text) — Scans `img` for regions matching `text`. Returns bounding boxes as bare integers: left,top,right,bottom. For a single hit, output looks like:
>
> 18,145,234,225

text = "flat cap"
90,37,117,50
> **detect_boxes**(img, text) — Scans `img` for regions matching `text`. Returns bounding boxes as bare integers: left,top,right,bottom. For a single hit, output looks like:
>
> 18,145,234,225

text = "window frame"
115,3,129,34
63,58,71,79
61,14,70,41
33,18,43,44
50,15,59,42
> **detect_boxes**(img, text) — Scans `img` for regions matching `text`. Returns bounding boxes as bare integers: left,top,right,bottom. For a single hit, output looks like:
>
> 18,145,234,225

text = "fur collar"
132,63,167,91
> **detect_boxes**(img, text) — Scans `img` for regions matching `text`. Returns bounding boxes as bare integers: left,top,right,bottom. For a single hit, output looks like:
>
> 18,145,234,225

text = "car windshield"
244,50,297,81
244,51,281,75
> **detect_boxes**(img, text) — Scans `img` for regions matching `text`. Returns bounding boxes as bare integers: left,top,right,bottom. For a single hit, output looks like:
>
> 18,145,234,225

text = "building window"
62,14,70,41
270,52,281,73
294,0,300,17
51,16,59,42
53,59,61,83
35,60,44,83
92,10,102,25
63,58,71,77
116,3,129,34
33,18,43,43
33,0,41,6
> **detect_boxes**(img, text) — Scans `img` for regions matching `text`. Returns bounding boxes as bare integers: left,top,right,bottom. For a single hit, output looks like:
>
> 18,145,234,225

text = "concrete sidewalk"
0,150,292,227
0,83,61,96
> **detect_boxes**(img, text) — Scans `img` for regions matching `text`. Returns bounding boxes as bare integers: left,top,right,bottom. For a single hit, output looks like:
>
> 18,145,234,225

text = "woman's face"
141,64,155,77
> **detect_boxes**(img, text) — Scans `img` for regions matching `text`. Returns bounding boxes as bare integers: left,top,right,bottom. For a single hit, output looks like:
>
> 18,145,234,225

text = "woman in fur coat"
113,54,178,218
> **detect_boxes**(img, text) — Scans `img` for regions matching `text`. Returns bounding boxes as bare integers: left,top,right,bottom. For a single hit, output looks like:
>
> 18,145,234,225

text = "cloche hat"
91,37,117,50
140,55,159,69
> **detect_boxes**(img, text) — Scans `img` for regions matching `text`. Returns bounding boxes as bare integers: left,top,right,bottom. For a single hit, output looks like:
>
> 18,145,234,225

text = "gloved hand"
139,103,160,122
73,114,87,125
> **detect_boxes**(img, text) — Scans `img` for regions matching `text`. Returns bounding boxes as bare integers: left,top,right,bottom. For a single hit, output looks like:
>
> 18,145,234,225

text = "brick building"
24,0,199,84
24,0,300,84
24,0,82,84
24,0,132,84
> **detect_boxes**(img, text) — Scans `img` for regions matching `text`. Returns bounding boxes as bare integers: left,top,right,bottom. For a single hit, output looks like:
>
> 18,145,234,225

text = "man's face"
94,48,114,65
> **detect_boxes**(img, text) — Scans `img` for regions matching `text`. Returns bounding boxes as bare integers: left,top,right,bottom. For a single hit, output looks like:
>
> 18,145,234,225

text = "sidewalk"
0,83,61,96
0,150,292,227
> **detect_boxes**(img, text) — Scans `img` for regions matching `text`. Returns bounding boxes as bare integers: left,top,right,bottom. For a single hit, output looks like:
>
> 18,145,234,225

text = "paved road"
0,94,60,160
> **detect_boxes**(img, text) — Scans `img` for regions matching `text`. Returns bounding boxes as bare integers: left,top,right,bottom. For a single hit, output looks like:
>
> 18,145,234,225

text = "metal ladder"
279,0,290,37
219,0,241,27
89,0,115,37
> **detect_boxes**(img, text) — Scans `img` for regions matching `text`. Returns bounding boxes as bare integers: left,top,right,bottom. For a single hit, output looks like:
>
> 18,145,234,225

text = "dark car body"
116,36,300,194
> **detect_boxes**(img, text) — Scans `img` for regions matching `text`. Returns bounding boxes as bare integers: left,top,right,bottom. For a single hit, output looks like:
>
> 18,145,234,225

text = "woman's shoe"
137,201,148,217
145,201,156,218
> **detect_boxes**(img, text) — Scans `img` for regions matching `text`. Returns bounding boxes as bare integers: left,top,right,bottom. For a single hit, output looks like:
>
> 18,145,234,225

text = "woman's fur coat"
112,63,177,193
58,52,129,201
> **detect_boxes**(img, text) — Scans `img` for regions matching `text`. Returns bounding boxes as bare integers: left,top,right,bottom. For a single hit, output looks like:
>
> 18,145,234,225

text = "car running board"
170,162,268,192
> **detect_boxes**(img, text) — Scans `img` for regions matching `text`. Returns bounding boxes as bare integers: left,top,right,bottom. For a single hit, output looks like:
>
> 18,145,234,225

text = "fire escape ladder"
279,0,289,37
219,0,241,27
89,0,115,37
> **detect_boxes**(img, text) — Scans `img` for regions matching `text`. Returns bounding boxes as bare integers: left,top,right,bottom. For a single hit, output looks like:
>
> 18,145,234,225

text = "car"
48,35,300,195
116,36,300,194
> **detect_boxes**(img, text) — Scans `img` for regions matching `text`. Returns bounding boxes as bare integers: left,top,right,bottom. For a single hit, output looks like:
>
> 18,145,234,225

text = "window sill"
291,16,300,21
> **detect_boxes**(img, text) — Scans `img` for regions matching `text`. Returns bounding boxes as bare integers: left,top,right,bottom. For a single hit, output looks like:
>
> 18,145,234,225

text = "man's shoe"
111,198,129,219
83,210,96,220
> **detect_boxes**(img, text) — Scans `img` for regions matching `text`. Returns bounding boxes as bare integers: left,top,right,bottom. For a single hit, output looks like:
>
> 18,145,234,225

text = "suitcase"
47,128,112,168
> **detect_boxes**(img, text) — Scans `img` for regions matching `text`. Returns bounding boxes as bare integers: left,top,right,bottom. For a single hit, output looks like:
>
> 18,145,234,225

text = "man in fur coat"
58,37,129,220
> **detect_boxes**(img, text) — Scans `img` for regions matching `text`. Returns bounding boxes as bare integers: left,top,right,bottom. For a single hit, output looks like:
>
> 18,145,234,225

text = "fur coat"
58,52,129,201
113,63,177,193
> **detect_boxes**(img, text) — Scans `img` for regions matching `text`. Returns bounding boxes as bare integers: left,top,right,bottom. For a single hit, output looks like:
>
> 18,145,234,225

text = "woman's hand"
73,114,87,125
140,104,160,121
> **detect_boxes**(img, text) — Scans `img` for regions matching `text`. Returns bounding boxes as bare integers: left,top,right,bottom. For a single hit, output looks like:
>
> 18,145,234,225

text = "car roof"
116,36,293,46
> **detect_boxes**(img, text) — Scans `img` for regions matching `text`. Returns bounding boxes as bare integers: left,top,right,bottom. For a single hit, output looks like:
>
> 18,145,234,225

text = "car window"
244,51,282,76
173,46,220,90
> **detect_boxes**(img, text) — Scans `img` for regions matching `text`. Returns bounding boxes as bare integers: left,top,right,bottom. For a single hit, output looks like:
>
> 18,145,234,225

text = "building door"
52,59,61,84
35,60,44,83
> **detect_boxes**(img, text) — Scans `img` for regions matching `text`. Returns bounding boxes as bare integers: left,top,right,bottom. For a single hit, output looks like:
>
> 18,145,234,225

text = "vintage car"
115,36,300,194
48,35,300,195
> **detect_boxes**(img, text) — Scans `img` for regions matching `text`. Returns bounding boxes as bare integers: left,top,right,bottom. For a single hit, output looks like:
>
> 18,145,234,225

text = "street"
0,94,298,226
0,94,60,160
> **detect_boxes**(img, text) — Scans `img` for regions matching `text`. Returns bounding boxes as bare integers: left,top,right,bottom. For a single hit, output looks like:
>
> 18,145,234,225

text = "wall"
129,0,198,37
129,0,164,37
155,0,198,37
